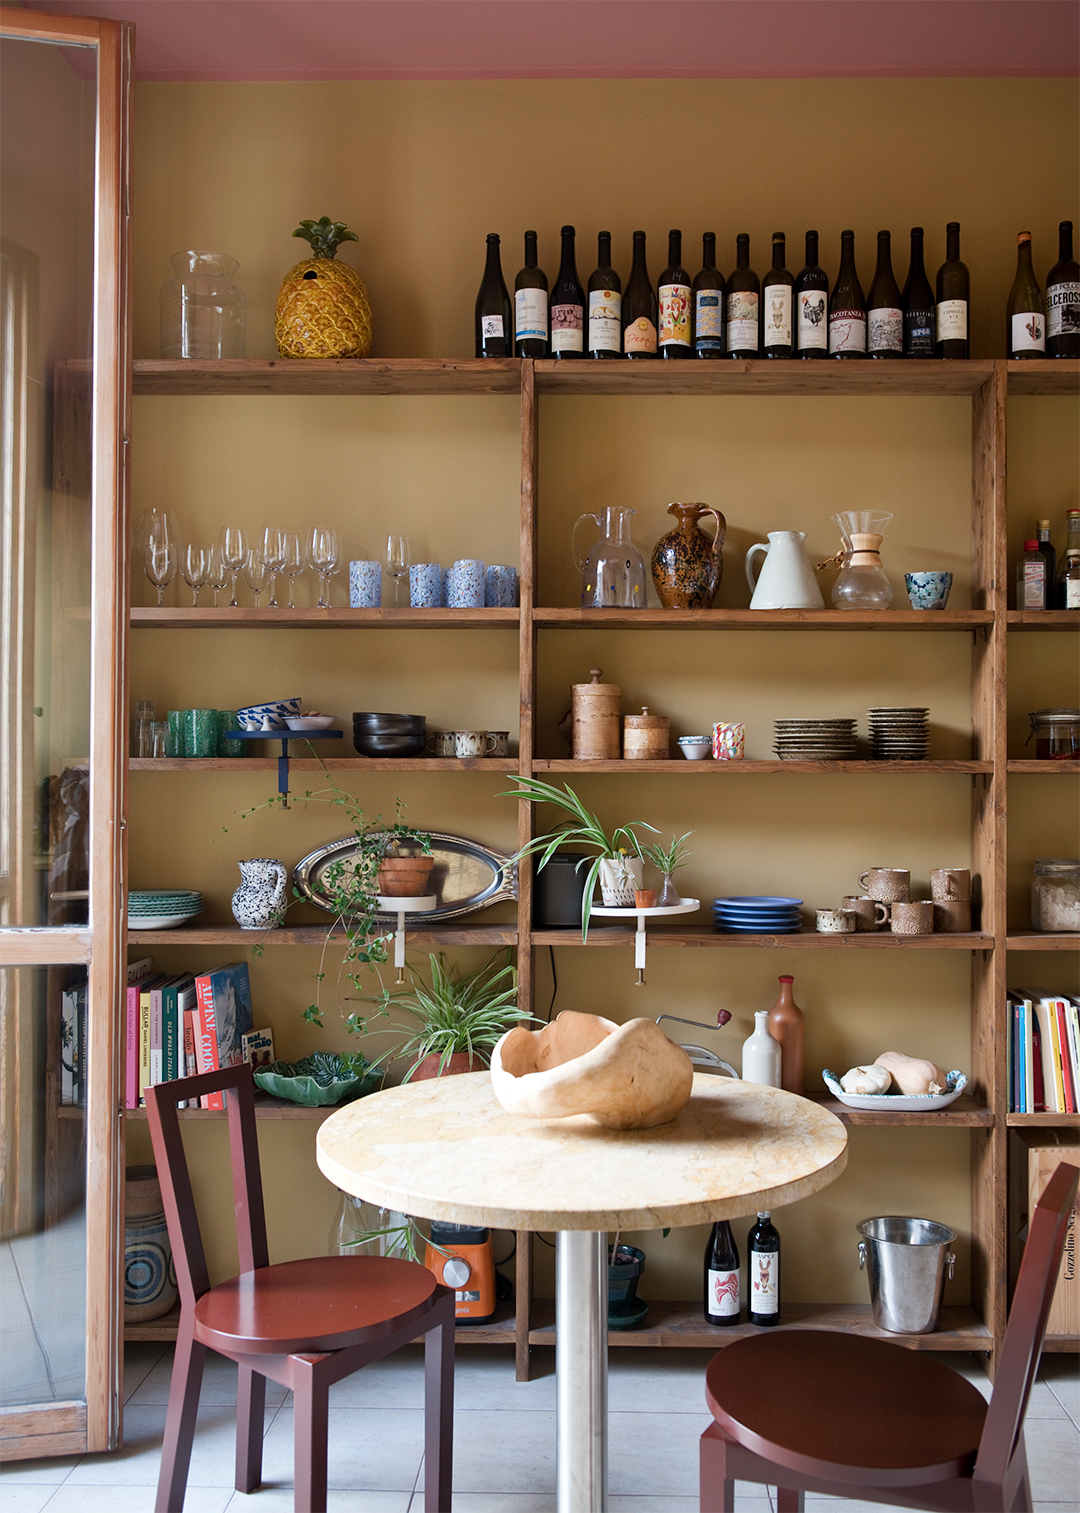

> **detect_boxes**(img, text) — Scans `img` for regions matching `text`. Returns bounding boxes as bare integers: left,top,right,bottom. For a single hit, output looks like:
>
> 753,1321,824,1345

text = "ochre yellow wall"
126,76,1078,1309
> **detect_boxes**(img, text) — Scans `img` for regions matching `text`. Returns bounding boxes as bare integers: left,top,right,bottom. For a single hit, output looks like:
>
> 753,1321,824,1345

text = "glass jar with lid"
1030,859,1080,932
1026,708,1080,760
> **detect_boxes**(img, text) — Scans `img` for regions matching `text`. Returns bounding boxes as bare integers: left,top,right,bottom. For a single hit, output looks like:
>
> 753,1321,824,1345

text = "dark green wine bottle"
795,231,828,358
828,230,866,358
514,230,548,358
550,225,584,359
762,233,794,358
474,233,512,359
1007,232,1045,358
692,233,725,358
867,231,903,358
587,231,622,359
902,228,935,358
726,234,759,357
622,231,657,358
935,222,969,358
658,229,692,358
1047,221,1080,358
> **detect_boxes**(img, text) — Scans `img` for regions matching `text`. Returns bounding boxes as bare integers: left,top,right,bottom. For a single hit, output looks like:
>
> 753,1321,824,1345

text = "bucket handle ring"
859,1240,957,1281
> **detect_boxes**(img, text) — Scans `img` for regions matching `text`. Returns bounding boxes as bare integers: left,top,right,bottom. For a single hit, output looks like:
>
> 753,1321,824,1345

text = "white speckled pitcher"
231,858,287,930
745,531,825,609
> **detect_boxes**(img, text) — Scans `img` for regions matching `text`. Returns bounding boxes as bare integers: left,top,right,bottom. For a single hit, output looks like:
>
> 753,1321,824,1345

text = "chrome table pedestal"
556,1230,608,1512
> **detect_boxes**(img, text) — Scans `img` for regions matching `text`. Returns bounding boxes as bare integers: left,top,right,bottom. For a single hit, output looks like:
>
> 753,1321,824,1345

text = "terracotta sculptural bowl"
489,1010,694,1129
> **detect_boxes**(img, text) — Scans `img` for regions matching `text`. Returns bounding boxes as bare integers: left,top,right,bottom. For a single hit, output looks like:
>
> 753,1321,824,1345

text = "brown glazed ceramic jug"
650,502,726,609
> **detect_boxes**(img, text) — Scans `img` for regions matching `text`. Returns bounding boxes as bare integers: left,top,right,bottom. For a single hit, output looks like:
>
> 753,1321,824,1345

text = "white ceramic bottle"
741,1010,782,1087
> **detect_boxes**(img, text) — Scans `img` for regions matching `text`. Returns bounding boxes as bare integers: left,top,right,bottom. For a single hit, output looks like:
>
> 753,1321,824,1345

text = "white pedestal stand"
376,894,437,982
588,899,699,984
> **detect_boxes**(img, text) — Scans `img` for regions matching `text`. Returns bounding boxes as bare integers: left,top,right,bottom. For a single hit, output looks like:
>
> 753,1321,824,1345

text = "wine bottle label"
936,299,968,341
588,288,622,351
624,316,658,354
797,290,827,349
695,291,724,350
1011,311,1046,354
659,282,692,346
829,309,867,355
707,1267,740,1317
904,309,935,356
1047,281,1080,338
750,1251,778,1315
1067,578,1080,609
726,291,759,352
550,303,584,353
480,315,505,340
1021,562,1046,608
514,288,548,343
763,285,792,348
868,307,903,352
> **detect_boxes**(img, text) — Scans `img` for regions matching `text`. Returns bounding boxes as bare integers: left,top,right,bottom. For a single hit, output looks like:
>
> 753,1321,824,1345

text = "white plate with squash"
822,1052,967,1111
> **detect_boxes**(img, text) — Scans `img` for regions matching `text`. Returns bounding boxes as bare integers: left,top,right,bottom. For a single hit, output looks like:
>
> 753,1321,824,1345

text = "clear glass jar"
328,1191,413,1257
1030,859,1080,932
160,250,246,359
1027,708,1080,760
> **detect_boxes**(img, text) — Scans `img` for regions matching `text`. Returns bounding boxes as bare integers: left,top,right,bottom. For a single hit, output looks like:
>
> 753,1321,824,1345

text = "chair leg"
291,1355,330,1513
424,1311,455,1512
776,1490,805,1512
699,1426,736,1513
155,1315,207,1513
235,1364,267,1493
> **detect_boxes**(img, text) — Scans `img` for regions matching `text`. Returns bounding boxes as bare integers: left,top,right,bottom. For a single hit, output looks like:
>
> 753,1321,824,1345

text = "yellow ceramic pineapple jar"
275,216,373,358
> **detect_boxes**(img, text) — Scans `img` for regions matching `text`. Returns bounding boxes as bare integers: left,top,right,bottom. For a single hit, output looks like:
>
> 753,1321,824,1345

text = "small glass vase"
328,1191,412,1258
160,250,246,359
656,872,682,907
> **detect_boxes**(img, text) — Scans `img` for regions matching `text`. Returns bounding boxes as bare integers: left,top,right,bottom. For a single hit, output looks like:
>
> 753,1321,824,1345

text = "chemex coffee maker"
425,1221,496,1324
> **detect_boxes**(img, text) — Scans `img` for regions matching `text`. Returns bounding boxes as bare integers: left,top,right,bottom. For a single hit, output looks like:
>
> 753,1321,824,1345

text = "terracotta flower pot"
377,855,435,898
411,1050,480,1080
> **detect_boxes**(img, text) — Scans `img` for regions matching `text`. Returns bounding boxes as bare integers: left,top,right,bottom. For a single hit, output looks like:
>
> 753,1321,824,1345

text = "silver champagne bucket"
857,1216,956,1334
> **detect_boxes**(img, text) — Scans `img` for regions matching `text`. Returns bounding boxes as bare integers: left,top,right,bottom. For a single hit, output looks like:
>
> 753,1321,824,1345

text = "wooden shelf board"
531,928,993,950
1040,1334,1080,1352
808,1092,993,1127
533,759,991,775
1005,611,1080,630
124,1094,341,1121
1006,760,1080,773
127,923,518,946
1005,933,1080,951
130,607,519,629
130,756,519,773
526,1300,990,1350
1005,359,1080,396
124,1298,519,1344
131,357,523,396
1006,1113,1080,1128
534,358,995,398
534,607,993,631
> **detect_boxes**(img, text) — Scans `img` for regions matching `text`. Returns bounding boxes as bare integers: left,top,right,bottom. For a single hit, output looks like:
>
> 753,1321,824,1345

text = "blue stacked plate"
713,896,803,934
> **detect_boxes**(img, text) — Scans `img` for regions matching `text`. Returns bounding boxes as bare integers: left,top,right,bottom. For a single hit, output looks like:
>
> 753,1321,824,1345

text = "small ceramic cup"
426,731,456,757
678,736,711,761
859,867,910,903
842,895,890,932
933,898,973,933
816,907,856,933
712,721,746,760
486,731,510,757
452,730,498,758
485,564,519,608
349,559,382,608
905,571,953,611
447,559,486,609
409,562,442,608
930,867,971,901
890,900,935,935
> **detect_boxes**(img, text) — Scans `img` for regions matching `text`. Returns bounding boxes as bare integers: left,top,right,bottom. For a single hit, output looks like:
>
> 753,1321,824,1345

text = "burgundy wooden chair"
700,1160,1078,1513
146,1064,455,1513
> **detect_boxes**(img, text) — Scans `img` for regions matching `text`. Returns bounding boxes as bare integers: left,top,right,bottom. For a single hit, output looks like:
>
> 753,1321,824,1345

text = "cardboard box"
1017,1132,1079,1338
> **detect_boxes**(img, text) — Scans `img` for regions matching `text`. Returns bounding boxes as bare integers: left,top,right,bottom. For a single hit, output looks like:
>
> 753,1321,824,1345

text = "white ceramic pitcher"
231,857,287,930
745,531,825,609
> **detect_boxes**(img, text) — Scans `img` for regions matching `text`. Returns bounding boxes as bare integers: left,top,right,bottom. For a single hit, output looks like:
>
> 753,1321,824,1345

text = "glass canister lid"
1026,707,1080,743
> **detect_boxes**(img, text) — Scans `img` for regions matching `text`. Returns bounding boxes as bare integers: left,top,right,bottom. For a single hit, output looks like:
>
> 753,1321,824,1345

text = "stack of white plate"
868,707,929,760
128,889,203,930
774,719,858,760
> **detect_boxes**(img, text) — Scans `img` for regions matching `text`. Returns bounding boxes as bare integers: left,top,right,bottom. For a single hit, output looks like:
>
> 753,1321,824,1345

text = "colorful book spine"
76,980,88,1108
61,986,77,1106
1054,1000,1076,1114
124,959,153,1110
193,972,223,1109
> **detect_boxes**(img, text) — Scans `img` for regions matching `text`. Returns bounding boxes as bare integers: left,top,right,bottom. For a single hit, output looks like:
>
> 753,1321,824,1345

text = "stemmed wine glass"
179,543,210,606
242,547,270,607
218,525,248,608
140,510,179,604
205,545,228,606
307,526,341,609
258,526,287,608
385,534,410,608
280,532,305,607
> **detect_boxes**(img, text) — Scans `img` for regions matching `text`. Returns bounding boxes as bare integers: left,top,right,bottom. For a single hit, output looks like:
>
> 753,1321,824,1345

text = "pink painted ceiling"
21,0,1080,79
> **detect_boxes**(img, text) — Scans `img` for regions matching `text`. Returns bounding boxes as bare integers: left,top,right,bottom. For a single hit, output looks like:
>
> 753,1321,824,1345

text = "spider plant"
499,776,657,938
638,831,694,876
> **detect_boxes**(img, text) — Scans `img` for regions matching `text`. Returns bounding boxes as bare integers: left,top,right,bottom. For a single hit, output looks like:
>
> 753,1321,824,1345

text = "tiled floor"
0,1214,87,1408
1,1342,1077,1511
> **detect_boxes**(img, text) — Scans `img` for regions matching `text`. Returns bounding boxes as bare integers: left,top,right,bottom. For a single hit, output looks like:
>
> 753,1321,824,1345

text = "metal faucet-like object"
655,1011,739,1078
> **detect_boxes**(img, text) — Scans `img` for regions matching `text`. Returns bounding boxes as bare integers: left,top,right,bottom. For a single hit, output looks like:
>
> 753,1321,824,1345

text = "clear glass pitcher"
572,505,648,608
160,250,247,359
829,509,894,610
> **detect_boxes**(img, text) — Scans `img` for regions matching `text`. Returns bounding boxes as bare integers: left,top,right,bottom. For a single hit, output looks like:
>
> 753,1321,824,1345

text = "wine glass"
143,539,177,606
135,507,178,556
179,543,210,606
258,525,287,607
241,547,270,607
141,510,179,603
385,534,410,608
280,531,305,608
218,525,248,608
205,545,228,606
307,526,341,609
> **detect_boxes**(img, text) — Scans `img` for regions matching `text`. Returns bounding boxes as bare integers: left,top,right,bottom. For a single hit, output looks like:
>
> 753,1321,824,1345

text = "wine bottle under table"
704,1219,741,1326
748,1211,781,1326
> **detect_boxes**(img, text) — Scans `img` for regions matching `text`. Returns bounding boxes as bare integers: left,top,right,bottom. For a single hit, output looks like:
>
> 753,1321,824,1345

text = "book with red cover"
193,963,253,1110
124,958,154,1110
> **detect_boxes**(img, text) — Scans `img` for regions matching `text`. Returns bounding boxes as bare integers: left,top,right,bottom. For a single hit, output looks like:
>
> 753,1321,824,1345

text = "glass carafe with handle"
572,505,648,608
828,509,894,610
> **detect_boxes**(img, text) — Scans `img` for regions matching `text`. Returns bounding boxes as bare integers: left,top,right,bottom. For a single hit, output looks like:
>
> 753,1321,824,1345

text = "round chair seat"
195,1255,440,1355
705,1330,988,1485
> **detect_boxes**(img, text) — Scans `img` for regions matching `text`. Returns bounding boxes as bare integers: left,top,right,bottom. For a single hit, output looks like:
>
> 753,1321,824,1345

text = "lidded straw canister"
623,706,670,760
571,667,621,760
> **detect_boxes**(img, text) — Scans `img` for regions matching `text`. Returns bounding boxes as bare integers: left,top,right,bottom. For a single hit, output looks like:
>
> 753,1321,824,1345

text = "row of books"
1008,990,1080,1115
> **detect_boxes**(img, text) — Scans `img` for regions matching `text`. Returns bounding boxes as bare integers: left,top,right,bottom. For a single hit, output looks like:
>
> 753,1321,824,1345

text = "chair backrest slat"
975,1161,1078,1483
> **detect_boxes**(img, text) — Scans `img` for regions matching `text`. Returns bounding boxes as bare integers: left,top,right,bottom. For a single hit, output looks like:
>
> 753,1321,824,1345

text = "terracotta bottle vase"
767,974,805,1095
650,502,726,609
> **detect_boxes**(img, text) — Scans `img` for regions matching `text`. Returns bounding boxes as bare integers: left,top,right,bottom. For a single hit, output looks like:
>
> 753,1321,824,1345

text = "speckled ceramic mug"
859,868,910,903
842,895,890,932
890,900,934,934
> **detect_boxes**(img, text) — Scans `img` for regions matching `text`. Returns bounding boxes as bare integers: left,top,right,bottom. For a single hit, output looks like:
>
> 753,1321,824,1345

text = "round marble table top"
316,1072,848,1231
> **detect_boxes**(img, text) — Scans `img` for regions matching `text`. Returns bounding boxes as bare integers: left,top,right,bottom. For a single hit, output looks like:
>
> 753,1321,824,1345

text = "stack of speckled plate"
774,718,857,761
128,889,202,930
868,707,929,761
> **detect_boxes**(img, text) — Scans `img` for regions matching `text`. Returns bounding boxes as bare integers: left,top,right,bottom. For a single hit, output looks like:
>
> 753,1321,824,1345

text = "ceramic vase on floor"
124,1165,177,1322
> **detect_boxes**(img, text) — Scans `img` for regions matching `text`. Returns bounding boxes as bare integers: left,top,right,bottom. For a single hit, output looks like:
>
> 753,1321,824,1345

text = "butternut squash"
873,1051,947,1096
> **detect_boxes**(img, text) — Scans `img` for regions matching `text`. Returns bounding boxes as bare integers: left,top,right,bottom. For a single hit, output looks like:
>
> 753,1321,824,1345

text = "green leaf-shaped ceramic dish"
254,1050,381,1107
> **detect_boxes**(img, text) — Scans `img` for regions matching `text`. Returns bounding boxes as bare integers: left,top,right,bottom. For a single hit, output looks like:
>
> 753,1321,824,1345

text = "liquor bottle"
550,225,585,359
1046,221,1080,358
741,1010,781,1086
692,232,725,358
726,234,760,357
1057,510,1080,607
935,222,969,358
1007,233,1045,358
762,232,794,358
658,229,692,358
747,1211,780,1327
795,230,828,358
902,227,936,358
867,230,903,358
622,231,658,358
767,975,804,1095
829,230,866,357
1035,518,1056,592
1016,538,1048,610
474,233,513,358
514,230,548,358
587,231,622,359
703,1219,740,1326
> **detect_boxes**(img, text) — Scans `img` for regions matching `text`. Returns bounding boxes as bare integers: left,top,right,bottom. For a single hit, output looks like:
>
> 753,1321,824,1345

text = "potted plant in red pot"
365,950,528,1079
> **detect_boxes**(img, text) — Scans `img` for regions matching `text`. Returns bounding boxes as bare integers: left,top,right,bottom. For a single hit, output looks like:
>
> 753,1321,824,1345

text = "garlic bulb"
874,1052,947,1096
840,1064,893,1095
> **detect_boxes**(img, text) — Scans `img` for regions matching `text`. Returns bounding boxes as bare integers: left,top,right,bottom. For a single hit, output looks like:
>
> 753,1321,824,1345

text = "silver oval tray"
292,831,517,923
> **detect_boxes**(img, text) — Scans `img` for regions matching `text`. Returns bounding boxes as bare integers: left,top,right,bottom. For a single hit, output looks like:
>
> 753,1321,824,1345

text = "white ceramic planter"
598,856,643,906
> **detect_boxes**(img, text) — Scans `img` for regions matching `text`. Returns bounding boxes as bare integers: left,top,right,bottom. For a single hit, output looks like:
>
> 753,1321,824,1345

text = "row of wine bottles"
475,222,1080,361
705,1211,780,1327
